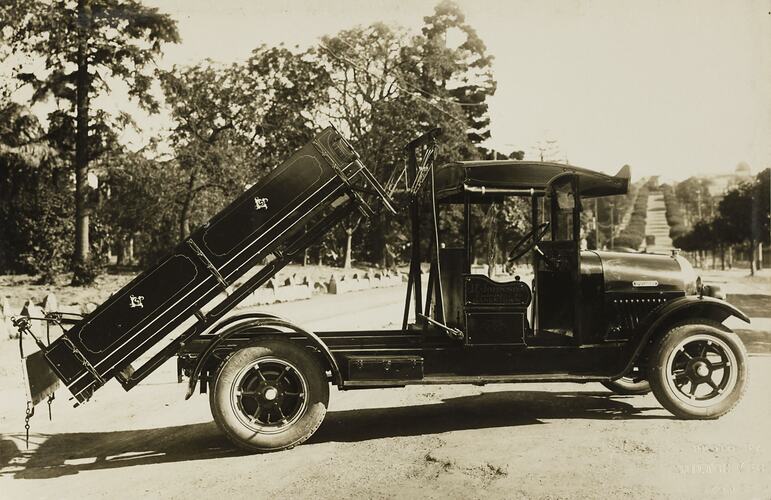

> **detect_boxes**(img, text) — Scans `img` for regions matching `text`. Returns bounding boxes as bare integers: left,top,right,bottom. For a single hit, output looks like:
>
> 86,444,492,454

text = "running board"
342,373,610,388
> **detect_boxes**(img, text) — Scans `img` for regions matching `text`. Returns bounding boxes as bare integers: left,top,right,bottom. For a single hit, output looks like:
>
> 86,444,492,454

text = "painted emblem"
254,197,268,211
632,280,659,288
129,295,145,308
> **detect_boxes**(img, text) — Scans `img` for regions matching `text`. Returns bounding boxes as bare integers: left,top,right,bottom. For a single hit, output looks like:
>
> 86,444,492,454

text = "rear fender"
184,313,341,398
618,296,750,378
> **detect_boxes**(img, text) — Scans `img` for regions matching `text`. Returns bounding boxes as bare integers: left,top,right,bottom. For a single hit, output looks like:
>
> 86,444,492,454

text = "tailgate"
22,349,60,406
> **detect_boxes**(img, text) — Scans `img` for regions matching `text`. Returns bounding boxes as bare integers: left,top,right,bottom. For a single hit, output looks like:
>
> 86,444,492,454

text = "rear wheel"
601,367,651,395
648,322,747,419
210,340,329,452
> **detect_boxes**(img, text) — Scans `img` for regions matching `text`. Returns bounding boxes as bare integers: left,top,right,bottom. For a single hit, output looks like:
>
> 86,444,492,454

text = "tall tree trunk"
127,236,134,265
179,169,197,240
369,215,386,268
73,0,91,279
727,245,733,269
115,236,125,266
720,244,725,270
758,242,763,271
344,228,353,269
749,239,756,276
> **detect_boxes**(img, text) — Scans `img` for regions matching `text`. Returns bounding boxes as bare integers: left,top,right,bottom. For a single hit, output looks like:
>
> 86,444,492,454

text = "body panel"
40,127,373,403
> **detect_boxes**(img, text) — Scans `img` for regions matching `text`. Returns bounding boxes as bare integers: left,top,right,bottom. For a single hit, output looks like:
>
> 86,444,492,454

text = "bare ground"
1,271,770,499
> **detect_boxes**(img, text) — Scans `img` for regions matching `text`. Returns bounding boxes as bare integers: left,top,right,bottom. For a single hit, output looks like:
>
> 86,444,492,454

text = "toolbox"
346,355,425,381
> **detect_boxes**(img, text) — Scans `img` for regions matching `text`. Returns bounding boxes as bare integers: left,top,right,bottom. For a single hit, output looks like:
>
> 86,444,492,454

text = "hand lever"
417,314,464,341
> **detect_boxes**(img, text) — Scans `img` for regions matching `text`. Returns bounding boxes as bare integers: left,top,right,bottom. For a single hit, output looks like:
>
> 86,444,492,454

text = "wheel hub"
263,387,278,401
693,361,710,378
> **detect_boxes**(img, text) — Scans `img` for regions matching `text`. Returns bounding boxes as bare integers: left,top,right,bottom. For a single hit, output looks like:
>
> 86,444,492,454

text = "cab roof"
434,160,630,203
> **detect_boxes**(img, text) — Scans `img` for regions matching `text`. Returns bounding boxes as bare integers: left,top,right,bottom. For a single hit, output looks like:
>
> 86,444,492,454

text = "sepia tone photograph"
1,1,769,498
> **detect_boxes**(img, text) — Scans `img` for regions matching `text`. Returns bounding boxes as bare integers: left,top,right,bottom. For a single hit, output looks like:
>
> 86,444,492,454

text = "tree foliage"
1,1,503,277
316,3,497,267
0,101,71,282
1,0,179,283
674,176,714,225
673,169,769,273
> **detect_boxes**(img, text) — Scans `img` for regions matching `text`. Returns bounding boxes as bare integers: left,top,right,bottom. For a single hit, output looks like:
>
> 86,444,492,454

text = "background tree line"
670,169,770,275
0,0,521,284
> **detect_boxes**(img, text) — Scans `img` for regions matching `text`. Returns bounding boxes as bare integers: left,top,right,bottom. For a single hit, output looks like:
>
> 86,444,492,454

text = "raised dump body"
33,126,393,404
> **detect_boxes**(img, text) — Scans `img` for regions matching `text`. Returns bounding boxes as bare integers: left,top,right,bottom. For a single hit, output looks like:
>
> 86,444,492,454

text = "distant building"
705,162,753,198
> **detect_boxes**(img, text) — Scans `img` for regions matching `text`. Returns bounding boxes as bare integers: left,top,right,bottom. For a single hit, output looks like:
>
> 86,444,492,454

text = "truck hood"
592,250,697,295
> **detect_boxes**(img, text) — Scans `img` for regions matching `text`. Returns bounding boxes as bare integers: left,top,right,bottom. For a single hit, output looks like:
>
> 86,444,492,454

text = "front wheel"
648,322,747,419
210,340,329,452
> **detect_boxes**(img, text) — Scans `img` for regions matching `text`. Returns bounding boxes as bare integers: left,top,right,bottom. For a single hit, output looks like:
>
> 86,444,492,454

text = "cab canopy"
434,160,629,203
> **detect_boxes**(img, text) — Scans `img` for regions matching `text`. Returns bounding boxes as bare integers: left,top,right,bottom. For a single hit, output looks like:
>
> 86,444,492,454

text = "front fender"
618,295,750,378
184,313,342,398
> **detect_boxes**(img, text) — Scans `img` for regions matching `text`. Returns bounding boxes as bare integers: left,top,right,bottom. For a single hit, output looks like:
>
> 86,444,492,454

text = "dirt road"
2,282,770,499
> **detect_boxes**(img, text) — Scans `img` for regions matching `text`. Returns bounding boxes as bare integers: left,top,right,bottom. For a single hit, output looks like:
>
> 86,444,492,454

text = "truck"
17,127,750,452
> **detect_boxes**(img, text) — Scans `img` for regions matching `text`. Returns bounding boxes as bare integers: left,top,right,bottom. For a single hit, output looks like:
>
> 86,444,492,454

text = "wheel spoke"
276,406,288,423
679,348,692,360
711,361,727,369
705,378,719,391
250,404,262,423
689,381,699,396
276,365,291,384
699,342,709,358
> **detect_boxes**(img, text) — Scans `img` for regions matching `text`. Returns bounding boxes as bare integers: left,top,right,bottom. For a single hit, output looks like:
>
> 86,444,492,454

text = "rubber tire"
648,321,748,420
601,377,651,395
210,340,329,452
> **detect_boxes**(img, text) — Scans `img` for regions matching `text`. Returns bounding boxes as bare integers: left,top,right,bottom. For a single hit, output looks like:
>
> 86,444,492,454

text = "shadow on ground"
736,330,771,354
2,389,664,480
727,294,771,318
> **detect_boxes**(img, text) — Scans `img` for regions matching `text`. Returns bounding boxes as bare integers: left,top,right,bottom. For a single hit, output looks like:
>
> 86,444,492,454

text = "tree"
159,62,257,240
0,101,70,282
715,182,757,275
673,220,715,267
317,4,496,268
159,46,329,242
675,176,713,226
1,0,179,283
755,168,770,249
318,23,423,268
414,0,496,152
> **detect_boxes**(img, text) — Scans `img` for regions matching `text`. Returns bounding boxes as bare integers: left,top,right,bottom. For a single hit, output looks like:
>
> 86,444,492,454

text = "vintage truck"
17,127,750,452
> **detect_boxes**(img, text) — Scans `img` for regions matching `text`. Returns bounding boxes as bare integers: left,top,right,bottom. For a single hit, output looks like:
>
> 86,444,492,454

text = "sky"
31,0,771,182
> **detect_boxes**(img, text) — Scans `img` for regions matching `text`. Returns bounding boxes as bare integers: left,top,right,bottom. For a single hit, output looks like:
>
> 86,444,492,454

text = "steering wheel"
507,222,550,263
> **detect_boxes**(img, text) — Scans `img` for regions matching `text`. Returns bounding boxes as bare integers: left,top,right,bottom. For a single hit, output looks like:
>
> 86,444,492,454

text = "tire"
648,321,747,419
601,369,651,395
210,340,329,452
